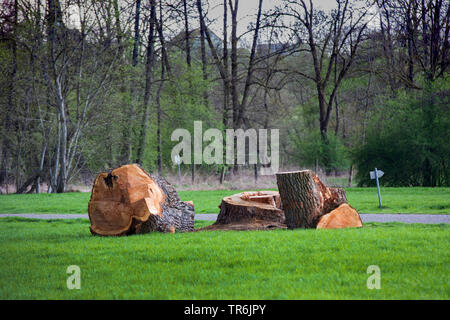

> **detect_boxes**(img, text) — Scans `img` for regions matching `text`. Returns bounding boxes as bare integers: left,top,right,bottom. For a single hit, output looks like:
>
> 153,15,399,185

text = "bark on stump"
276,170,348,229
88,164,195,236
316,203,363,229
198,191,286,231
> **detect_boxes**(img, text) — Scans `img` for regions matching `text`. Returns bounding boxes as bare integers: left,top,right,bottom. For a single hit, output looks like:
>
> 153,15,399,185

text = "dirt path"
0,213,449,224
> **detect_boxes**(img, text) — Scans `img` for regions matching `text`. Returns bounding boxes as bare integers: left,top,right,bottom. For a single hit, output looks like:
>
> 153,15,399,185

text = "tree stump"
276,170,348,229
316,203,363,229
88,164,195,236
198,191,286,231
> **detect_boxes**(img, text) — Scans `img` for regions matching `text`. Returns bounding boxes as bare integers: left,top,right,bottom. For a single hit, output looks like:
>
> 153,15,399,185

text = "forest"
0,0,448,193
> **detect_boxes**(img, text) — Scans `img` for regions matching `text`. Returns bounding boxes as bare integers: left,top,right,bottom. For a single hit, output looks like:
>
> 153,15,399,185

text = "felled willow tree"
88,164,195,236
276,170,362,229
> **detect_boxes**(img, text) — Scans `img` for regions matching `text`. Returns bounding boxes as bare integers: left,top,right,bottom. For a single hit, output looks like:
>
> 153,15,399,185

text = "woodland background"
0,0,448,193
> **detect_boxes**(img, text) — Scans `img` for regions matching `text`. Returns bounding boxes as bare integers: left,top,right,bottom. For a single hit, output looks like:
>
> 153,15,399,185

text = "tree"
280,0,370,140
136,0,156,165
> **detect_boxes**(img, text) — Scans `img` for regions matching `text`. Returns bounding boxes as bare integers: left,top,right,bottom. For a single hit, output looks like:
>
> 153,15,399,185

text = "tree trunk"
198,191,285,231
236,0,263,127
347,164,353,187
219,166,225,184
88,164,195,236
276,170,348,229
135,0,156,165
196,0,209,108
0,0,18,186
123,0,141,163
230,0,239,127
156,62,164,176
183,0,191,68
16,171,41,194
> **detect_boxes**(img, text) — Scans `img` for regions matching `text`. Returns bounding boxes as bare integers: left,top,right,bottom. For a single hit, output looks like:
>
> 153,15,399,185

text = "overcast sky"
206,0,340,38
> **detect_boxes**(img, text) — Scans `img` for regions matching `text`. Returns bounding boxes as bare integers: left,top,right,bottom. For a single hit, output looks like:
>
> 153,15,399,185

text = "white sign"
174,154,181,165
370,170,384,179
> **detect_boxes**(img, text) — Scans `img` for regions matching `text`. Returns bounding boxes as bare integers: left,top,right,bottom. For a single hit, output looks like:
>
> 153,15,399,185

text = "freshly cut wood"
198,191,286,231
276,170,348,229
88,164,195,236
316,203,363,229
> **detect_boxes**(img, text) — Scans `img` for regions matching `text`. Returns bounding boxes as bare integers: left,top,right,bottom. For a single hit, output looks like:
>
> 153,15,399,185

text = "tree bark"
347,164,353,187
123,0,141,163
88,164,195,236
276,170,347,229
135,0,156,165
196,0,209,108
16,171,42,194
156,57,165,175
229,0,239,127
199,191,285,231
236,0,263,127
0,0,18,186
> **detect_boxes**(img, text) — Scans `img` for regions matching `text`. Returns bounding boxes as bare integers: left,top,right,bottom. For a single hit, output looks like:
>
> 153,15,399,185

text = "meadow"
0,217,448,299
0,187,448,214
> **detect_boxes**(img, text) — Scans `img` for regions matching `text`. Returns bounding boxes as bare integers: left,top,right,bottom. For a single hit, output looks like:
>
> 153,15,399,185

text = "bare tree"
136,0,156,165
280,0,370,139
0,0,17,187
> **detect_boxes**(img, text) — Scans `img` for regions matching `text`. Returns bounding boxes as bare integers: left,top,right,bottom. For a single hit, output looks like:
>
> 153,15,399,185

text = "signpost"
174,155,181,182
370,168,384,208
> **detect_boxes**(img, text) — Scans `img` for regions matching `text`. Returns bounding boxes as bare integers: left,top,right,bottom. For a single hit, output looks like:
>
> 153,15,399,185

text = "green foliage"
289,102,350,171
354,78,450,186
155,53,221,171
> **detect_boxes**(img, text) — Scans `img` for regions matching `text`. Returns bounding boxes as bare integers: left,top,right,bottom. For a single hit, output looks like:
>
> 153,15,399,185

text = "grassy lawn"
0,218,448,299
0,187,448,214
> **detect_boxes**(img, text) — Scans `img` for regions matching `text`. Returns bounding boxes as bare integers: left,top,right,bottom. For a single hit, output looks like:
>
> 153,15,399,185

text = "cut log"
276,170,347,229
316,203,363,229
198,191,286,231
88,164,195,236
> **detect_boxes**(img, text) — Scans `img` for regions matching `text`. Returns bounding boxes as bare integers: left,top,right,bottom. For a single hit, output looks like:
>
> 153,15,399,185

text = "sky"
206,0,340,38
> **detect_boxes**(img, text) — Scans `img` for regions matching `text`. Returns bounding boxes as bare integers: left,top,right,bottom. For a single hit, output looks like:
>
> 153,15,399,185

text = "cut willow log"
276,170,348,229
88,164,195,236
198,191,285,231
316,203,363,229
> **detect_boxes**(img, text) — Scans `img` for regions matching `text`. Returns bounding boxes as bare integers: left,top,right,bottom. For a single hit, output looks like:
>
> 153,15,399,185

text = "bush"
353,81,450,187
291,129,350,172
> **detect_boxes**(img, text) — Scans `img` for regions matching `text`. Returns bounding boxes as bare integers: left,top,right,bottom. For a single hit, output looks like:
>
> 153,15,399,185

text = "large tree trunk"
276,170,348,229
88,164,195,236
198,191,285,231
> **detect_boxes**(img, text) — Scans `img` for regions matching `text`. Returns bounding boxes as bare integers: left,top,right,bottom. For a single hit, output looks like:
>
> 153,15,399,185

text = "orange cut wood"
88,164,195,236
316,203,363,229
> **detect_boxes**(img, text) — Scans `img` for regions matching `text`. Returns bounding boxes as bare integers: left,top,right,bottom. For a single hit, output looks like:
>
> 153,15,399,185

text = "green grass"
0,187,449,214
0,218,448,299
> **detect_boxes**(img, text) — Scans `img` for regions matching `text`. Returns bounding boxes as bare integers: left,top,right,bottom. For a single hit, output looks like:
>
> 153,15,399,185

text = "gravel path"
0,213,449,224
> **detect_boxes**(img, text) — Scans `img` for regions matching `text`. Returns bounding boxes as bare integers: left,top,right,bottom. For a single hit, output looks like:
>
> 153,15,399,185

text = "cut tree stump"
88,164,195,236
276,170,349,229
198,191,286,231
316,203,363,229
